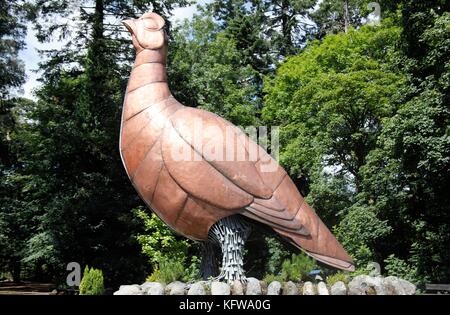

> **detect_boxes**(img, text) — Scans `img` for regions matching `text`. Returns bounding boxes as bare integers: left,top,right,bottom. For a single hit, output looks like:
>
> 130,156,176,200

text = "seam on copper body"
133,61,166,69
128,106,183,180
124,96,173,122
169,120,255,207
126,81,168,94
121,102,175,152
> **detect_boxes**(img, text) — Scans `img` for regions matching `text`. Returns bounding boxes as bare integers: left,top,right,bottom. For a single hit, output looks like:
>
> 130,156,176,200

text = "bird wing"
161,107,309,236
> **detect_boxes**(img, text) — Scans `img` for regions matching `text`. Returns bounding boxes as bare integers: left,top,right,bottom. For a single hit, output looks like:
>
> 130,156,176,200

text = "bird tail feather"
272,198,355,272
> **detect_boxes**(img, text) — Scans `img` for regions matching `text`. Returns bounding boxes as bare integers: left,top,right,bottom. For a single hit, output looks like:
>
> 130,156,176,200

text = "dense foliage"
0,0,448,290
79,266,105,295
263,252,317,283
263,7,450,285
135,209,200,283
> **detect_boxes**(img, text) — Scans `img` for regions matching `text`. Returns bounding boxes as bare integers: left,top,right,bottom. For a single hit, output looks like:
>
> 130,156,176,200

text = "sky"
19,1,206,100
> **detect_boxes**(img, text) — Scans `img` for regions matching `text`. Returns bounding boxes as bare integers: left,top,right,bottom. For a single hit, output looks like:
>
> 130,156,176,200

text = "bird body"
121,12,354,273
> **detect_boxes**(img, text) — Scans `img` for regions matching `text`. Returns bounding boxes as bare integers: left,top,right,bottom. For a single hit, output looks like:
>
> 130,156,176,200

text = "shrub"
384,254,418,284
333,206,392,267
147,257,185,283
326,272,350,286
79,266,104,295
183,255,201,282
146,256,201,284
265,236,292,275
263,253,317,283
280,253,317,282
135,208,200,282
134,209,192,264
263,274,285,284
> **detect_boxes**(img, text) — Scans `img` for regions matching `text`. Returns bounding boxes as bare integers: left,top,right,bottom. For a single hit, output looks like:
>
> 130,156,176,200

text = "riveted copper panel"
120,12,354,271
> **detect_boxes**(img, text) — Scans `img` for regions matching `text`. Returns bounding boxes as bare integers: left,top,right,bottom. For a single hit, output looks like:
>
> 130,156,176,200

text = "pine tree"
6,0,189,286
0,0,35,282
209,0,317,59
311,0,371,38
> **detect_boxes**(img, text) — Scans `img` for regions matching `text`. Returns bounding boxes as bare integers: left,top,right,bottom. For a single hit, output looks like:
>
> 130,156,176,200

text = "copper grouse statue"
120,12,354,282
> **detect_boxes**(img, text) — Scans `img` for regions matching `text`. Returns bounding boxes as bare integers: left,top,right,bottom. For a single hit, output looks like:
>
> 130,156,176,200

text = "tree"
169,13,261,126
0,0,35,281
263,0,316,57
263,22,407,266
0,0,33,100
2,0,190,286
359,10,450,285
0,0,31,178
311,0,372,38
209,0,317,59
205,1,273,108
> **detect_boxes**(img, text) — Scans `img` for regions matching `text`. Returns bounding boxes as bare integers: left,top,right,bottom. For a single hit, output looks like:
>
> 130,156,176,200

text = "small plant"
348,266,372,278
134,209,192,265
79,266,104,295
326,272,349,287
147,257,185,283
263,273,285,284
384,254,418,283
183,255,201,282
265,236,291,274
146,256,201,284
135,208,201,283
280,253,317,282
263,253,317,282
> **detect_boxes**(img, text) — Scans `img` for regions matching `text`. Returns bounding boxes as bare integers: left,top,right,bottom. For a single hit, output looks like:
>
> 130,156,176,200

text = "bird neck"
127,46,171,102
122,46,172,121
134,46,167,67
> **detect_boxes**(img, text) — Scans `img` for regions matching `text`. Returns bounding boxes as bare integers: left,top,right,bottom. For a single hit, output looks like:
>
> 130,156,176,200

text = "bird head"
122,12,167,51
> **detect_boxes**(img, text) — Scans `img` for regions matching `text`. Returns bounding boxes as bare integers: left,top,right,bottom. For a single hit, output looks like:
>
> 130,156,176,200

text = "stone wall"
113,275,416,295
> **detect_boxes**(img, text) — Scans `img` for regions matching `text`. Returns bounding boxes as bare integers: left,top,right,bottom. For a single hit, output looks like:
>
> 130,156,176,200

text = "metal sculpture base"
201,215,251,283
200,241,219,280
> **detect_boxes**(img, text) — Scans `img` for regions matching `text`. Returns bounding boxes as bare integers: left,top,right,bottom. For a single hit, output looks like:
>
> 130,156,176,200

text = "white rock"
113,284,142,295
267,281,282,295
231,280,244,295
302,281,315,295
317,282,329,295
348,275,386,295
245,277,262,295
330,281,347,295
187,282,206,295
141,282,165,295
382,276,416,295
166,281,186,295
211,281,230,295
283,281,299,295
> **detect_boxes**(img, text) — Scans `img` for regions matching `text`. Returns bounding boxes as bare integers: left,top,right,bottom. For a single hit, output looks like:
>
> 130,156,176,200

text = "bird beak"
122,19,136,34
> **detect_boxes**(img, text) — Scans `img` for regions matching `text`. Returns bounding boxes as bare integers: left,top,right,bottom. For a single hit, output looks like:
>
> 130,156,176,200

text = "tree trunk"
93,0,104,40
344,0,349,33
12,260,21,283
281,0,293,56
